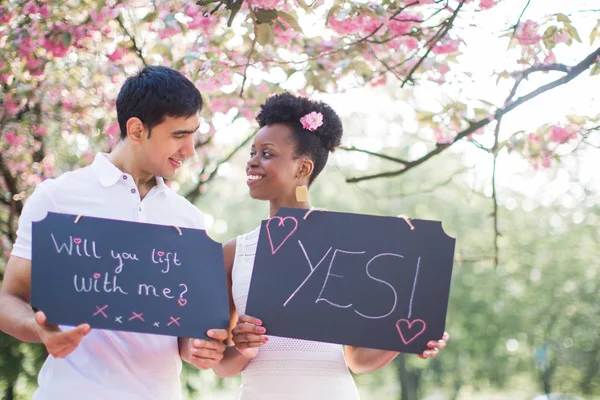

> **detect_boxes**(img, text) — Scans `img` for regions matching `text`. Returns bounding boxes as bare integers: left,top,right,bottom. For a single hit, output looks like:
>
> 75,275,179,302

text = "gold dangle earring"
295,185,309,202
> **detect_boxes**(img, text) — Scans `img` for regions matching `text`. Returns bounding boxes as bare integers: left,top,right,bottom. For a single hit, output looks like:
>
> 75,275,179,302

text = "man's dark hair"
116,66,202,139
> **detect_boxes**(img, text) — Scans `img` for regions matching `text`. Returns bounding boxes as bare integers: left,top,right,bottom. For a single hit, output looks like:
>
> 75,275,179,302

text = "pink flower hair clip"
299,111,323,132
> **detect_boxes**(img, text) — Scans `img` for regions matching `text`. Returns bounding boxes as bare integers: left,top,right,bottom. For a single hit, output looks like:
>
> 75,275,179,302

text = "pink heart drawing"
73,237,82,245
266,216,298,255
93,273,101,279
178,298,187,307
396,319,427,345
157,251,165,257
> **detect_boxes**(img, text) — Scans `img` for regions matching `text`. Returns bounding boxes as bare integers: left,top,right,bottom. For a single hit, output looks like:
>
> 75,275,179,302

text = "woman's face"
246,123,306,201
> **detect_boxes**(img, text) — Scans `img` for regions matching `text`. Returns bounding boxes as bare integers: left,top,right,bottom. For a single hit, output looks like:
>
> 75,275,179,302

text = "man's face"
137,114,199,179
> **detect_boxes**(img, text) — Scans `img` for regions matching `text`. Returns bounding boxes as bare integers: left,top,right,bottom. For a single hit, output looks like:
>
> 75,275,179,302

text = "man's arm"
0,255,91,357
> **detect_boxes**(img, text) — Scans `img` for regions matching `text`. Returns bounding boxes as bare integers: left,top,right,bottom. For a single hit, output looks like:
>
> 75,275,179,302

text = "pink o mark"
396,319,426,345
266,216,298,255
73,238,82,244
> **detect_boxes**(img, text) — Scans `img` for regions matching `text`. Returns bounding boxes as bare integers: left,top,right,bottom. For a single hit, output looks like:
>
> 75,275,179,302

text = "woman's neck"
269,198,311,218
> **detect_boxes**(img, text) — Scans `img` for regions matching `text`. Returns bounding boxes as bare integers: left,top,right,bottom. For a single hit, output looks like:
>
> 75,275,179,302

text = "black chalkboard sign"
246,208,455,353
31,213,229,339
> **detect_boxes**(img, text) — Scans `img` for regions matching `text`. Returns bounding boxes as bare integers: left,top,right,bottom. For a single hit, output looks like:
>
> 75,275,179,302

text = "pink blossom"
274,19,299,46
541,152,553,168
358,15,383,35
184,3,201,18
300,111,323,131
43,37,69,58
26,58,44,71
32,125,47,137
388,13,421,36
370,75,386,87
106,122,120,137
17,37,37,59
329,15,362,35
253,0,283,9
515,20,541,46
107,47,127,62
4,96,20,116
188,14,219,32
158,26,180,40
0,7,12,24
555,32,569,43
418,0,436,4
547,125,573,144
544,52,556,64
434,128,452,144
479,0,497,10
23,2,39,15
4,131,25,146
432,39,460,55
39,5,50,18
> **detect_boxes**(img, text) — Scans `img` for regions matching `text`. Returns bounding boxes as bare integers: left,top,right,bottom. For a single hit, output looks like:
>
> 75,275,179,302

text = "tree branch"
346,46,600,183
185,131,256,203
116,15,148,67
240,20,258,98
510,0,531,39
401,0,464,87
340,146,409,165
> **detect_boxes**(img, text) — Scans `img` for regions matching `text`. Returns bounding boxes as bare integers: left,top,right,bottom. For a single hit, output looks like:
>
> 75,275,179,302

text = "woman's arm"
344,347,399,374
344,332,449,374
213,239,267,377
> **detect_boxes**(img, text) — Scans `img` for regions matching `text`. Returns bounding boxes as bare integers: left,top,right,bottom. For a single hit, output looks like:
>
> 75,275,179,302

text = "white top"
12,153,205,400
231,227,360,400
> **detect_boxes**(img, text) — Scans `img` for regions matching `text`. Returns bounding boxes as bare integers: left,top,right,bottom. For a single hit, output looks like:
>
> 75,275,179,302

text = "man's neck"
107,142,156,199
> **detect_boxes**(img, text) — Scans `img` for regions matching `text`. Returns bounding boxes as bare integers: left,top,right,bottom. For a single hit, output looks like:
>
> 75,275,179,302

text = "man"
0,66,228,399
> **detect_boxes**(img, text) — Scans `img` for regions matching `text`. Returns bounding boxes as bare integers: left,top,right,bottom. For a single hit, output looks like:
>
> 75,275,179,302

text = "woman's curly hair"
256,92,343,184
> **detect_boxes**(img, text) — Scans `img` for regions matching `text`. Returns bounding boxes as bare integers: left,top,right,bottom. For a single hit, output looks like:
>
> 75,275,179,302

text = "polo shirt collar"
91,153,168,193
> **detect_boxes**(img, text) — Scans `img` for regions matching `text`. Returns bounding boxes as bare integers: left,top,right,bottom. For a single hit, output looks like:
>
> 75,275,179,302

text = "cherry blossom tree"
1,0,599,397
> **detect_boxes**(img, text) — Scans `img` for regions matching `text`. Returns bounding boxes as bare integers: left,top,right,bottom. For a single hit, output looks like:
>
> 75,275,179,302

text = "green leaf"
254,8,278,25
543,26,558,51
565,23,581,43
142,11,158,23
278,11,303,33
556,13,571,23
589,20,600,45
61,32,72,48
255,23,274,46
590,62,600,76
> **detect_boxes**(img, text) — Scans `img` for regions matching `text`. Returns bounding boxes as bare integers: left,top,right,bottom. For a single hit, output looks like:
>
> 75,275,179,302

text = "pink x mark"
167,316,180,327
93,305,108,318
129,312,144,322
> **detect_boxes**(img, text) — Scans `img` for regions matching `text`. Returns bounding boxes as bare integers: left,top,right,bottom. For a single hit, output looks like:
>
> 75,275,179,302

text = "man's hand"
34,311,91,358
187,329,228,369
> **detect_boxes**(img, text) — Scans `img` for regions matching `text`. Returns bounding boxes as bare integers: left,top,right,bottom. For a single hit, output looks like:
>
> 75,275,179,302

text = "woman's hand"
417,331,449,359
232,314,268,359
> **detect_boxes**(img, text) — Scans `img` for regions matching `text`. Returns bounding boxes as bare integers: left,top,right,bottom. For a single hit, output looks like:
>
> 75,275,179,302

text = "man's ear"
125,117,146,144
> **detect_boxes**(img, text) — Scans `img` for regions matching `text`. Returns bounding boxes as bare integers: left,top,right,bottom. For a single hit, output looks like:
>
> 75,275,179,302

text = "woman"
214,93,449,399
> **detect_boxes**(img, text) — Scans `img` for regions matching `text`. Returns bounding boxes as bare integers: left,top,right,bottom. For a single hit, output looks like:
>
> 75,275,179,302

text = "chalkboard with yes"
31,212,230,339
245,208,456,353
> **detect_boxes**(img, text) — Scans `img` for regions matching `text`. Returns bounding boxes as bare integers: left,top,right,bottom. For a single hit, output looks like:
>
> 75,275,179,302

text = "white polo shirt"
12,153,205,400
